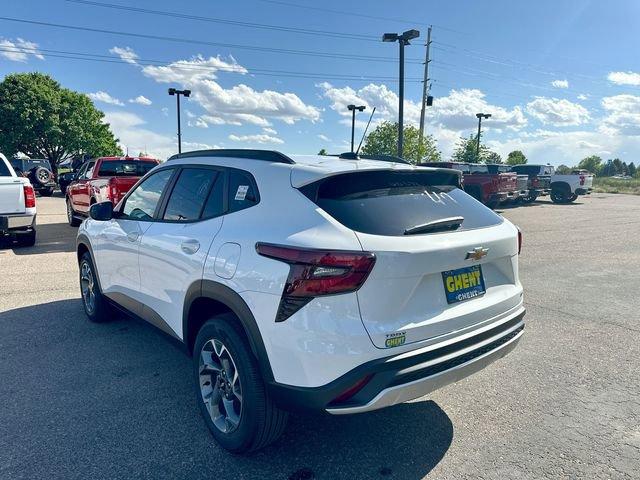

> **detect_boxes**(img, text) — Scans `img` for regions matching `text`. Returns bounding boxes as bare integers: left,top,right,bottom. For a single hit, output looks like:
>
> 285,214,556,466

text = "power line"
64,0,379,42
0,45,424,83
0,16,424,64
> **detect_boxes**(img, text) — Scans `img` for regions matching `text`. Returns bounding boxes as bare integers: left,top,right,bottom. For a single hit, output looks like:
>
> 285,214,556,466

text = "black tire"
550,190,569,204
17,229,36,247
193,315,288,453
79,252,111,323
522,192,538,204
67,198,81,227
40,187,54,197
34,167,52,186
485,198,500,210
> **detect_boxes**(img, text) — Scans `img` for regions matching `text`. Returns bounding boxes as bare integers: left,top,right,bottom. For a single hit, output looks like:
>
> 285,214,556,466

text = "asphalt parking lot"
1,193,638,480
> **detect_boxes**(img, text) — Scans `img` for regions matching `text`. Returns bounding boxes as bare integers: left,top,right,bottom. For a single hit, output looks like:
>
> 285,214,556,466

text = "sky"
1,0,640,165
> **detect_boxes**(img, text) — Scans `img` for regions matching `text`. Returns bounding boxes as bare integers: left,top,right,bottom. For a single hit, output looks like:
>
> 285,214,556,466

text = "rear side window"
98,160,157,177
228,170,258,213
163,168,219,221
301,171,503,236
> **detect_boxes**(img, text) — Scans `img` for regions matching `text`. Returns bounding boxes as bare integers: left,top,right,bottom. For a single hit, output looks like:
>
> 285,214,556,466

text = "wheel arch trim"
183,280,274,382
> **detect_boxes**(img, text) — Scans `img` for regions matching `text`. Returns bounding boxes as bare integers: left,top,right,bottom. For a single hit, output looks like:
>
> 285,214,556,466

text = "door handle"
181,239,200,255
126,231,140,243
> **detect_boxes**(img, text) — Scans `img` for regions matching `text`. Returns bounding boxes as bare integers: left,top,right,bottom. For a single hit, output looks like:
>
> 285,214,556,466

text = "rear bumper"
0,213,36,234
268,308,525,414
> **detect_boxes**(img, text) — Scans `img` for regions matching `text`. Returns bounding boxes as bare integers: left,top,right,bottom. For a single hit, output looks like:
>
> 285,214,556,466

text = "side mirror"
89,201,114,221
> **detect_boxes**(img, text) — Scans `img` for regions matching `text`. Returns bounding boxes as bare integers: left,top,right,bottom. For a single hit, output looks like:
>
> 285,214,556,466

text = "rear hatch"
300,169,522,349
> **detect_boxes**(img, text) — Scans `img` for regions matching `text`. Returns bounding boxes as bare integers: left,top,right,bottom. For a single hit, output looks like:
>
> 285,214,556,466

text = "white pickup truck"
550,168,594,203
0,153,37,246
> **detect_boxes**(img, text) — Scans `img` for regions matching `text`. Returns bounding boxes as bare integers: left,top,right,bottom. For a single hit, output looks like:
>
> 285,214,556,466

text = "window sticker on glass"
235,185,249,201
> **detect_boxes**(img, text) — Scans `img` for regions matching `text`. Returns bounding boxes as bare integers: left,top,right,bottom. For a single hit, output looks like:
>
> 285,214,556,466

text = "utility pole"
475,113,491,160
418,26,432,144
168,88,191,154
383,29,420,158
347,104,366,153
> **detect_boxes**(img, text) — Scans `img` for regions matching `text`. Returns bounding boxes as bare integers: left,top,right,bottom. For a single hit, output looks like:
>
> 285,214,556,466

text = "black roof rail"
167,149,295,164
334,152,410,164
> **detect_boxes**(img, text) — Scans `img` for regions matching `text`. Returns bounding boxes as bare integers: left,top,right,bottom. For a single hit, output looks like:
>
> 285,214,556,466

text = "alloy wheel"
199,338,243,434
80,260,96,314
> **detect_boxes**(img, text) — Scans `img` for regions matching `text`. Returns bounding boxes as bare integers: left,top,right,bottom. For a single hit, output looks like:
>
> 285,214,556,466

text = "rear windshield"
98,160,157,177
301,171,503,236
469,165,488,174
486,164,511,174
0,160,12,176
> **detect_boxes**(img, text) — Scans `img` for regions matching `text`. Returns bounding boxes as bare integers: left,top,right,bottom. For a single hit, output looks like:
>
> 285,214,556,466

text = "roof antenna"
355,107,376,156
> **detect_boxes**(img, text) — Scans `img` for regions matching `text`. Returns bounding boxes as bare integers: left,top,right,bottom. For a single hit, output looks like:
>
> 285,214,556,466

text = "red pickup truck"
420,162,518,209
66,156,159,226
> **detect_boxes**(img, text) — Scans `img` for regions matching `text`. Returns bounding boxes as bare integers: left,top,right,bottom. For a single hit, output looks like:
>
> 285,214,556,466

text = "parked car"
509,164,554,203
420,162,518,208
77,149,525,453
66,156,159,226
0,153,36,246
549,169,594,203
486,164,529,201
9,158,56,196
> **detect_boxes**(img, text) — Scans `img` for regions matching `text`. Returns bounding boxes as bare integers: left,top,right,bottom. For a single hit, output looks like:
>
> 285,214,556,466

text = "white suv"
76,149,525,453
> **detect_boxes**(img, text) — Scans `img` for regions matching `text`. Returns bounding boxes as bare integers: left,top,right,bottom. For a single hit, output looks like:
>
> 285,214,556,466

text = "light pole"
168,88,191,154
475,113,492,161
383,29,420,158
347,104,366,153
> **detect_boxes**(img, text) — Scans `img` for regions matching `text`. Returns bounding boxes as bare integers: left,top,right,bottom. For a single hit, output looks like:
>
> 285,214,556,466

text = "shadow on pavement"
3,221,76,254
0,299,454,480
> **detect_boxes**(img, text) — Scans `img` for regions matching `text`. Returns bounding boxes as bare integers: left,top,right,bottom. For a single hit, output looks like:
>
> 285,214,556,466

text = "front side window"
0,160,11,177
82,162,96,179
122,169,174,221
163,168,219,221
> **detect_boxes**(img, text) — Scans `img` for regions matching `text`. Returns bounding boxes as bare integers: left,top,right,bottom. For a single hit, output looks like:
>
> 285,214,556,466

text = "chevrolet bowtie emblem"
465,247,489,261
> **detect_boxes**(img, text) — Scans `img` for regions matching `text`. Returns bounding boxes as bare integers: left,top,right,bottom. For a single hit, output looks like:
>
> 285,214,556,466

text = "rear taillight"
23,185,36,208
256,243,376,322
517,228,522,255
532,177,539,187
579,175,585,186
330,374,374,405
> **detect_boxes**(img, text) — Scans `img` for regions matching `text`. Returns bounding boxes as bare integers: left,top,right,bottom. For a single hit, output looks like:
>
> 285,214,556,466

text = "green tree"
577,155,603,175
0,73,122,175
451,134,499,163
361,121,441,164
318,148,328,156
556,164,572,174
506,150,527,165
612,158,624,175
628,162,636,177
601,159,616,177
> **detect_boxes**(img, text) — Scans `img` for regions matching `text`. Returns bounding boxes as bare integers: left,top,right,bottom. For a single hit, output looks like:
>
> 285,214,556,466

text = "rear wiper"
404,216,464,235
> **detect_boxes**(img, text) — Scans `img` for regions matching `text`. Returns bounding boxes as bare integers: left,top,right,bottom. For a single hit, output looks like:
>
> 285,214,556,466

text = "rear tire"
17,229,36,247
193,315,288,453
79,252,111,323
550,190,571,203
522,192,538,204
67,198,81,227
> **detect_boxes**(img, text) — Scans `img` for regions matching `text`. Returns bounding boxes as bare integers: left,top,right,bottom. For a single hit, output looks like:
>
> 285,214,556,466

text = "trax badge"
385,332,406,348
465,247,489,261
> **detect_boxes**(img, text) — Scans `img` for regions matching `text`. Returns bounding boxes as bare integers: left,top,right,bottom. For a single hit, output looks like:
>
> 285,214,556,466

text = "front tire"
194,315,288,453
79,252,110,323
67,198,81,227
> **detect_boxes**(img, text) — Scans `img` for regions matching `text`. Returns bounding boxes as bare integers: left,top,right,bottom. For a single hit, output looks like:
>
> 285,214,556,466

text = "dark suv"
9,158,56,196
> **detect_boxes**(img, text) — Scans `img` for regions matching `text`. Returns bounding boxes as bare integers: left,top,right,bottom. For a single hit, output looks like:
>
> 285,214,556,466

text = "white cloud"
551,79,569,89
317,134,331,142
103,111,176,160
88,91,124,106
600,94,640,136
128,95,152,106
228,133,284,144
109,46,139,64
188,117,209,128
318,83,526,132
577,94,589,101
0,37,44,62
526,97,590,126
607,71,640,86
262,127,278,135
137,52,320,126
183,141,221,151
